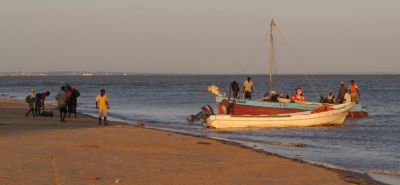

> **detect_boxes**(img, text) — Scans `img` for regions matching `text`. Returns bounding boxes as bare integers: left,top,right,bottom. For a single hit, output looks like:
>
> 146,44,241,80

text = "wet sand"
0,100,382,185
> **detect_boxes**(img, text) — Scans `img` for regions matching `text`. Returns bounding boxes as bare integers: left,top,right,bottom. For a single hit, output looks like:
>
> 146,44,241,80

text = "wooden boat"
205,102,355,129
210,19,368,117
214,95,368,117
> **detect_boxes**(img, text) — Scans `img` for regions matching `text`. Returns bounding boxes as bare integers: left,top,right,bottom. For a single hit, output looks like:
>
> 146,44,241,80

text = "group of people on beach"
25,86,110,126
25,89,51,117
228,77,360,104
25,85,80,120
54,85,80,122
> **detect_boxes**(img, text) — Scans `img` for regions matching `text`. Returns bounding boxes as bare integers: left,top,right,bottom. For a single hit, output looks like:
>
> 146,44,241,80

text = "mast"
268,19,276,95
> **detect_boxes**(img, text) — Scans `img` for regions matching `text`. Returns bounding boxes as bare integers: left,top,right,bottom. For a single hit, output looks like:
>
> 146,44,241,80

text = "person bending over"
35,91,50,115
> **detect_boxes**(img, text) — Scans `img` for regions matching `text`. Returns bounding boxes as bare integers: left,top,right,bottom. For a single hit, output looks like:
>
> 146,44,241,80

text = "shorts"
59,106,67,113
244,91,252,99
98,109,107,117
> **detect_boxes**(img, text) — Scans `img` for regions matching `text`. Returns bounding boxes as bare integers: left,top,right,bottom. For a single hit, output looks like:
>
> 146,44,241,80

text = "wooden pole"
268,19,276,95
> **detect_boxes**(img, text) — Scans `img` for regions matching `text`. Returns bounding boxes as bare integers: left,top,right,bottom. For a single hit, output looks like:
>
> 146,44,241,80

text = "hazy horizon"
1,0,399,74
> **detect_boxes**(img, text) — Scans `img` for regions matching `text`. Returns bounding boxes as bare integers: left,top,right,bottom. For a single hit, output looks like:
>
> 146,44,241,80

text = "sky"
0,0,399,74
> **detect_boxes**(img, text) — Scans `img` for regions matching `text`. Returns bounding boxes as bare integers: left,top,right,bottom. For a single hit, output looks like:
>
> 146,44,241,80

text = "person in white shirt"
344,89,352,103
243,77,253,99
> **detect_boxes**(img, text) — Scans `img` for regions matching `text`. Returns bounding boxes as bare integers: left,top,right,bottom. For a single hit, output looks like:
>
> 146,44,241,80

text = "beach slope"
0,100,376,185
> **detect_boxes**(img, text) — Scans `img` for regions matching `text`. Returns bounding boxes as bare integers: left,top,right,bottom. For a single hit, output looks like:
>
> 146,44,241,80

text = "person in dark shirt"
35,91,50,115
68,85,80,118
230,81,240,99
337,81,346,103
25,88,36,117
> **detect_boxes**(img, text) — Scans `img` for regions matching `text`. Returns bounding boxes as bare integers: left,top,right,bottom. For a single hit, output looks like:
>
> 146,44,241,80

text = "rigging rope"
275,27,324,99
236,21,326,100
238,30,268,74
272,28,285,94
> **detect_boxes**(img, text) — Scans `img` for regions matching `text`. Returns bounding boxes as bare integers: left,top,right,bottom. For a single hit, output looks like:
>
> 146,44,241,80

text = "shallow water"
0,75,399,183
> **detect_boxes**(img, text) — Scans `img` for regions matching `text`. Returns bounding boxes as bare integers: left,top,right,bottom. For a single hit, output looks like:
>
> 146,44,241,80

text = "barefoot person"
55,86,67,122
96,89,109,126
25,89,36,117
35,91,50,115
68,85,80,118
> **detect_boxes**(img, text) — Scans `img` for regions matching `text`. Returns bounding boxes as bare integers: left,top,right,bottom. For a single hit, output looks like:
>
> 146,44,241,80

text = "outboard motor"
186,105,214,124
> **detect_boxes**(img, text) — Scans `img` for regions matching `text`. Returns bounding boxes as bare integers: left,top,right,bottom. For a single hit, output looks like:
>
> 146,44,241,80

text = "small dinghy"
205,102,355,129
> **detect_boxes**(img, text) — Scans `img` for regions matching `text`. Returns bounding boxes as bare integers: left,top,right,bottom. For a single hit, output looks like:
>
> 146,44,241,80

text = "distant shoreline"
0,73,399,77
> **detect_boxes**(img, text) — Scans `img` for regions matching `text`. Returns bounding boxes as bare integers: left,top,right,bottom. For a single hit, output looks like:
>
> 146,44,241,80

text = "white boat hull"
205,103,355,129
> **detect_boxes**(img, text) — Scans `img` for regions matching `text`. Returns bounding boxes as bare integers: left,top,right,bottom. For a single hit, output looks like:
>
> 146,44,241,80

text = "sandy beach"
0,100,381,185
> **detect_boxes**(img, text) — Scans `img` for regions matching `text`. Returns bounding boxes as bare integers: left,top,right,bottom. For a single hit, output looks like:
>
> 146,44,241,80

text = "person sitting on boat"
243,77,253,100
344,89,352,103
299,93,306,101
327,91,335,104
230,81,240,99
291,88,305,101
336,81,346,103
262,91,279,102
270,91,279,102
319,95,327,103
279,91,285,98
349,80,360,103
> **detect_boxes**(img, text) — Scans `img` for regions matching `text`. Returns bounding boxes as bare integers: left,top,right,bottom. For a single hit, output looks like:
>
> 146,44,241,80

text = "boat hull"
216,96,368,117
206,103,354,129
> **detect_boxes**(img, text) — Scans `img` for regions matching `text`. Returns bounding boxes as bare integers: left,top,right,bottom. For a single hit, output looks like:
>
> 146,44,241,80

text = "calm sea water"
1,75,399,183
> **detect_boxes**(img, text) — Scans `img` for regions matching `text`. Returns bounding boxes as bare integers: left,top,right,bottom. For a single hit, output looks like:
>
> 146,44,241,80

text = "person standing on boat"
243,77,253,99
337,81,346,103
96,89,109,126
349,80,360,103
230,81,240,99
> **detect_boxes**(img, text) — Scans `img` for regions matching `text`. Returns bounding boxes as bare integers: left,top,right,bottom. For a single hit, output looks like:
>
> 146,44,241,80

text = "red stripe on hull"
347,111,369,117
217,103,369,117
217,103,304,115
